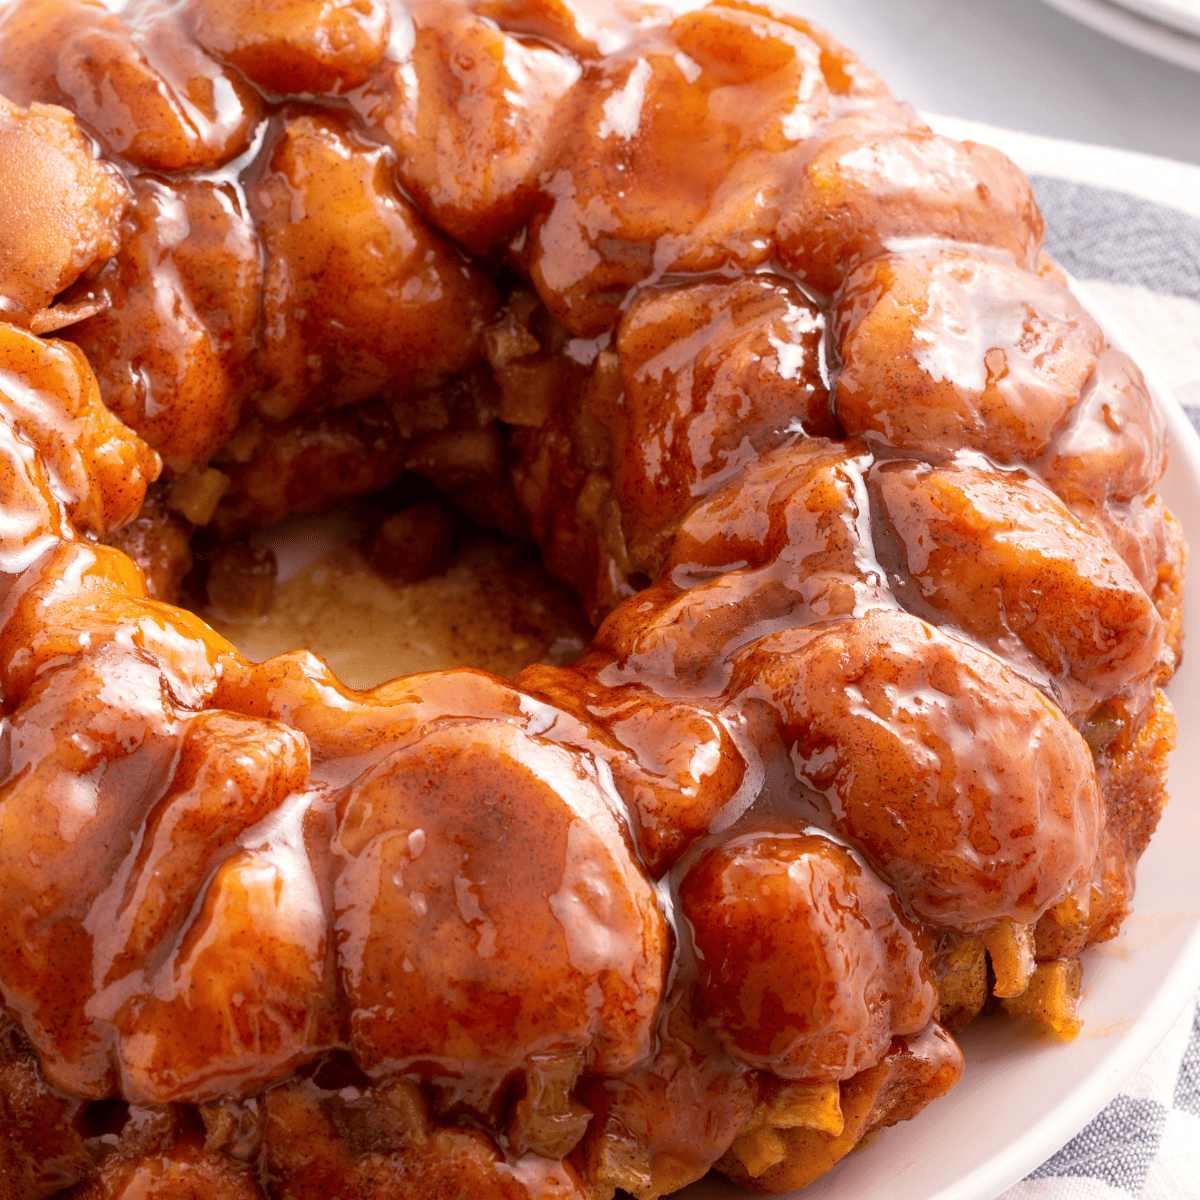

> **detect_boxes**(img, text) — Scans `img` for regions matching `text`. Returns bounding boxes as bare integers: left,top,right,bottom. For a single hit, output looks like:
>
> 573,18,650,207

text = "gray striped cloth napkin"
927,117,1200,1200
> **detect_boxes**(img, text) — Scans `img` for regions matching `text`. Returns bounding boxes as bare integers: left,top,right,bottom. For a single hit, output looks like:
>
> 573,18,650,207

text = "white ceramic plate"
672,284,1200,1200
1109,0,1200,37
1038,0,1200,71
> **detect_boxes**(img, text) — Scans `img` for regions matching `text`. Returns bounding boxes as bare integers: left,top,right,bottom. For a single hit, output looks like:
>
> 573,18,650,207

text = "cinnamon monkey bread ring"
0,0,1186,1196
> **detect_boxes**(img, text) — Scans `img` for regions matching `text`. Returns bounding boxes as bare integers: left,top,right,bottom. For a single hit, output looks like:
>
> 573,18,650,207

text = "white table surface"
793,0,1200,166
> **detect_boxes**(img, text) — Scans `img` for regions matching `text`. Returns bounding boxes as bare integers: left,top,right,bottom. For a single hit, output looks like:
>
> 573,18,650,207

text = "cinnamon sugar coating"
0,96,128,324
0,0,1186,1195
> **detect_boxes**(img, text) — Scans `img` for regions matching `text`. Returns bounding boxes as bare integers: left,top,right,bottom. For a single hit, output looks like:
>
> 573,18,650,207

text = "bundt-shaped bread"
0,0,1185,1195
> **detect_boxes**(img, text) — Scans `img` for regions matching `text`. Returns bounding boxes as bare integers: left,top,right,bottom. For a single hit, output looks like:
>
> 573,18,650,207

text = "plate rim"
1104,0,1200,37
1037,0,1200,71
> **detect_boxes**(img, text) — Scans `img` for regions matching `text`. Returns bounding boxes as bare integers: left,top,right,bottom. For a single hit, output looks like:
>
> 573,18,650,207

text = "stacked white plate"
1039,0,1200,71
1115,0,1200,35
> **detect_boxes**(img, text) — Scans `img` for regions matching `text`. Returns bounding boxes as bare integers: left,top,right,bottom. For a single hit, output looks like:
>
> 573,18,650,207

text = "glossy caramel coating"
1035,346,1167,506
510,276,837,618
775,127,1045,294
0,97,129,325
351,0,582,252
518,664,749,876
584,438,882,686
835,247,1104,462
519,2,903,335
0,0,1187,1195
875,458,1168,717
68,176,261,476
0,0,263,171
0,323,160,540
185,0,391,94
613,276,833,572
1080,494,1187,664
71,1134,268,1200
333,721,668,1100
732,611,1103,929
249,110,497,421
571,998,757,1197
680,832,935,1079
